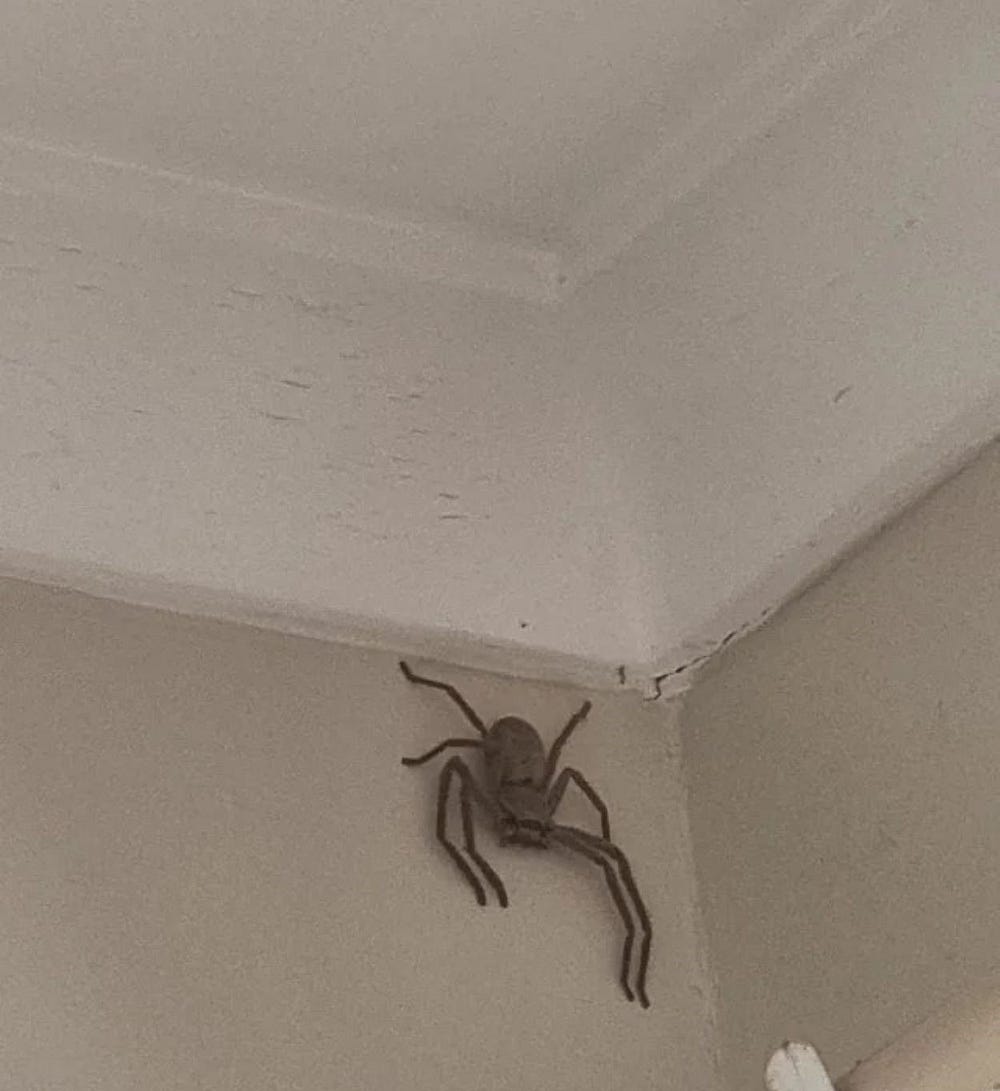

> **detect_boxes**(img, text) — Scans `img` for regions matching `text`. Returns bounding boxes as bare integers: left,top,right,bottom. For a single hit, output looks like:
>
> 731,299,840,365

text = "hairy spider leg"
550,826,636,1003
559,824,652,1009
459,774,508,907
402,738,481,766
436,757,507,907
547,767,611,840
435,758,486,905
399,661,486,734
542,700,592,785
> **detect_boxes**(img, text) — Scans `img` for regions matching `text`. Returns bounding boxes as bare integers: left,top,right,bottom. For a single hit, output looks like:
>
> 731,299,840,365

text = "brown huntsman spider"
399,660,652,1007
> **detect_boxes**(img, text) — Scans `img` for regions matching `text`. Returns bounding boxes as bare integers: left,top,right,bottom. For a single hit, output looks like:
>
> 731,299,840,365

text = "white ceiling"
2,0,909,294
2,0,797,247
1,0,998,693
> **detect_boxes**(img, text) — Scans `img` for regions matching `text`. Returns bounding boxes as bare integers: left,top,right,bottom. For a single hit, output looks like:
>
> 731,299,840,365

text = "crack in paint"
645,609,773,700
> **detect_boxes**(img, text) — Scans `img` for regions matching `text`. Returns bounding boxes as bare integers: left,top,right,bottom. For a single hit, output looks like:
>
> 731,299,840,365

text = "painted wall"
0,576,714,1089
681,441,1000,1087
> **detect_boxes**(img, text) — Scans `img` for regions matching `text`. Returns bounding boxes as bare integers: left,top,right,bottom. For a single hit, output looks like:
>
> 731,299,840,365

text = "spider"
398,660,652,1008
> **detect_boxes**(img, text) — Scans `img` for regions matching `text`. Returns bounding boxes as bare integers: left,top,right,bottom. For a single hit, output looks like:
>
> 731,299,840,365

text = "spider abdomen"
486,718,552,846
483,716,547,790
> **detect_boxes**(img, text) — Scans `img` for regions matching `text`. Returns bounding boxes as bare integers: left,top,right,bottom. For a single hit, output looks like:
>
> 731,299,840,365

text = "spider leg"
558,824,652,1009
436,757,508,907
399,661,486,735
547,767,611,840
436,758,487,906
542,700,592,785
458,774,508,907
549,826,635,1004
402,738,481,766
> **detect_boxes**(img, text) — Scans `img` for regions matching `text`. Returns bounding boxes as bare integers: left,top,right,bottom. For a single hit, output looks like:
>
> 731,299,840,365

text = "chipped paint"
646,611,776,700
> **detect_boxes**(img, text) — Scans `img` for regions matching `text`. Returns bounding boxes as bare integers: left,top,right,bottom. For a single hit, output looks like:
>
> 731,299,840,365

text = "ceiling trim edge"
0,131,565,303
558,0,903,289
0,549,633,696
2,398,994,705
0,0,902,312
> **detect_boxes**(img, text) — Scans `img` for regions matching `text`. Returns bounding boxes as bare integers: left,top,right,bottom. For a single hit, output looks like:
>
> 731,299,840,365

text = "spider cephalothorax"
399,660,652,1008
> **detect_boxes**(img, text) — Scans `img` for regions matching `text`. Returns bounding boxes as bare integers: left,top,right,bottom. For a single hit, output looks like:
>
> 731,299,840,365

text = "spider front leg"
435,757,508,908
542,700,592,784
547,767,611,840
399,661,487,734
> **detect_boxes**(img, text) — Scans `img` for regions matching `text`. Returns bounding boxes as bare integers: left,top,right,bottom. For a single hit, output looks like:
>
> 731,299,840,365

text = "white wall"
0,576,714,1089
681,441,1000,1088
